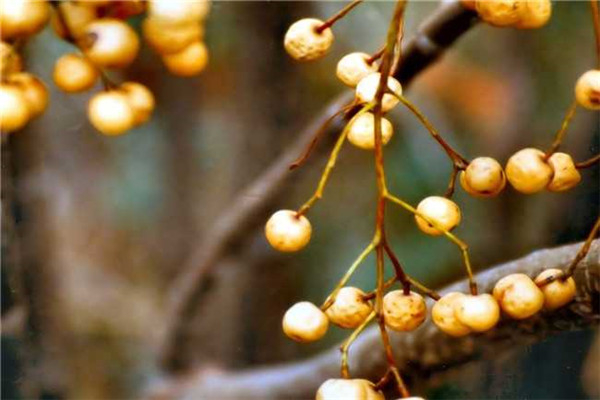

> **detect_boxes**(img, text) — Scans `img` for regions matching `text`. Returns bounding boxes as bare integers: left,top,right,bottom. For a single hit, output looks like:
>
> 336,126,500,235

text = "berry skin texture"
515,0,552,29
432,292,472,337
284,18,333,62
51,1,97,40
325,287,372,329
355,72,403,112
87,91,135,136
265,210,312,252
505,148,553,194
162,41,209,77
415,196,461,236
455,294,500,332
282,301,328,343
316,379,383,400
148,0,210,25
546,152,581,192
83,19,140,68
534,269,576,310
7,73,48,118
142,17,203,55
460,157,506,197
0,84,30,133
336,52,378,88
347,112,394,150
575,69,600,110
493,273,544,319
0,0,50,39
120,82,155,126
476,0,522,27
1,42,23,76
383,290,427,332
53,54,99,93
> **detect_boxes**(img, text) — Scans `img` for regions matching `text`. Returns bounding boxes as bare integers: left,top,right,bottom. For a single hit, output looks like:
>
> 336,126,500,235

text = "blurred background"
2,1,599,399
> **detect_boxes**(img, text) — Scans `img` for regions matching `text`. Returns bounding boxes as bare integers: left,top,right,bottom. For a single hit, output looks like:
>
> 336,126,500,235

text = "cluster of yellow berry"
464,0,552,29
0,0,210,137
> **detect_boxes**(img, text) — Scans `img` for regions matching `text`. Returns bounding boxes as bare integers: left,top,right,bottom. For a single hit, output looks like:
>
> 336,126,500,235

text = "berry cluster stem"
316,0,365,34
545,100,578,159
340,311,375,378
575,153,600,169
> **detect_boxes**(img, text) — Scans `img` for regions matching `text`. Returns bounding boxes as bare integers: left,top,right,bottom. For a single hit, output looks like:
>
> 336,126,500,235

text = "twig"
316,0,364,33
576,154,600,169
545,100,578,159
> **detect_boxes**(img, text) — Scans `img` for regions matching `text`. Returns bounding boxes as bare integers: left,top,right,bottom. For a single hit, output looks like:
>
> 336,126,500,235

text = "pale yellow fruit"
283,18,334,62
546,152,581,192
460,157,506,197
455,294,500,332
355,72,403,112
53,53,99,93
432,292,471,337
493,273,544,319
51,1,97,40
383,290,427,332
575,69,600,110
316,379,383,400
120,82,155,126
282,301,328,342
0,42,23,76
0,0,50,39
148,0,210,25
265,210,311,252
83,19,140,68
515,0,552,29
0,84,30,133
475,0,523,27
7,73,48,118
415,196,461,236
87,91,135,135
534,269,576,310
162,41,209,77
325,287,372,329
505,148,553,194
142,17,203,55
347,112,394,150
336,52,378,88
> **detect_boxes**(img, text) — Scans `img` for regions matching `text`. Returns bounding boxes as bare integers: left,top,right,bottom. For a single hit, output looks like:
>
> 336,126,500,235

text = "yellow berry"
120,82,155,126
325,287,372,329
355,72,403,112
383,290,427,332
316,379,383,400
575,69,600,110
0,42,23,76
51,1,97,40
336,52,378,88
282,301,328,342
142,17,203,55
0,0,50,39
148,0,210,25
505,148,553,194
87,91,135,135
265,210,311,252
534,269,576,310
493,273,544,319
475,0,522,27
6,73,48,118
546,152,581,192
515,0,552,29
53,53,99,93
83,18,140,68
284,18,334,62
347,112,394,150
415,196,461,236
162,41,209,77
455,294,500,332
432,292,471,337
0,84,30,133
460,157,506,197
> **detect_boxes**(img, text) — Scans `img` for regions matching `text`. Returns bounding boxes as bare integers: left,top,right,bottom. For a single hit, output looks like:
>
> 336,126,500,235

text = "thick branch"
153,240,600,399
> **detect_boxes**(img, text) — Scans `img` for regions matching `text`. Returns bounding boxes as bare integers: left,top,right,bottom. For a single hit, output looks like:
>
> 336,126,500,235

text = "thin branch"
545,100,578,159
576,154,600,169
316,0,365,33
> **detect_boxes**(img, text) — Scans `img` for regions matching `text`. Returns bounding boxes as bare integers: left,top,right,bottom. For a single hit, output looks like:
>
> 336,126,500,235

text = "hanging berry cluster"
265,0,600,398
0,0,210,136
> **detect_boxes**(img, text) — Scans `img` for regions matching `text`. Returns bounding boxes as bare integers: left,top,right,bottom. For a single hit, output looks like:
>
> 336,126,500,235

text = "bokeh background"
2,1,599,399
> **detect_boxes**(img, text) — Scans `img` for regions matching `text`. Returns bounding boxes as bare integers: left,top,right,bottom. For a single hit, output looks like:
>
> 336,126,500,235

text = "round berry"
282,301,328,342
120,82,155,126
0,42,23,76
0,0,50,39
493,273,544,319
454,294,500,332
83,18,140,68
7,73,48,118
87,91,135,136
475,0,522,27
546,152,581,192
432,292,471,337
143,17,203,55
460,157,506,197
51,1,97,40
325,287,372,329
148,0,210,25
515,0,552,29
347,112,394,150
336,52,378,88
284,18,334,62
53,53,99,93
534,269,576,310
383,290,427,332
0,84,30,133
355,72,403,112
505,148,553,194
162,41,209,77
575,69,600,110
415,196,461,236
316,379,383,400
265,210,312,252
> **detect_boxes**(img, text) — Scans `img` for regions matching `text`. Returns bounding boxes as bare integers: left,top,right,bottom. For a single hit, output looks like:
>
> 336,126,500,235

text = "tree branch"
151,240,600,399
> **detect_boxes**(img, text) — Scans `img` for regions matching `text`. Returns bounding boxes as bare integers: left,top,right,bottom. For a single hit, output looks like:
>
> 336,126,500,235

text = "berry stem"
590,0,600,68
564,216,600,278
340,311,376,378
575,153,600,169
366,45,386,65
545,100,578,159
316,0,365,34
444,165,459,198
